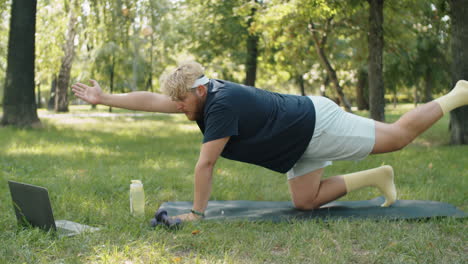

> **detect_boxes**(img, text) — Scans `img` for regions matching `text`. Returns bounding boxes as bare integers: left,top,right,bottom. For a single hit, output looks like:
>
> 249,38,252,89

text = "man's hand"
172,213,203,222
72,80,103,105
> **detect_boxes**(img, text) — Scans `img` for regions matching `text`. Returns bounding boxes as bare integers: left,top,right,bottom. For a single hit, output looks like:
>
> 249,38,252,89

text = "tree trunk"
55,5,77,112
131,25,139,92
245,5,259,87
413,86,419,107
449,0,468,144
109,55,115,113
320,75,329,97
297,74,305,96
36,83,42,108
423,68,433,102
356,67,369,110
147,1,157,92
309,20,353,112
48,75,57,110
1,0,40,127
147,32,154,91
297,74,306,96
315,44,352,112
368,0,385,121
245,34,259,87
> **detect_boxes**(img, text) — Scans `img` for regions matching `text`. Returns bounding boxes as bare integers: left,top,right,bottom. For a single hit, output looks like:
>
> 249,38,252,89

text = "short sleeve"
203,103,239,143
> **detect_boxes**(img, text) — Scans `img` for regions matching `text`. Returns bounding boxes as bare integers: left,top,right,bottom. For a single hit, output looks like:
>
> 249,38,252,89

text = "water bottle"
130,180,145,216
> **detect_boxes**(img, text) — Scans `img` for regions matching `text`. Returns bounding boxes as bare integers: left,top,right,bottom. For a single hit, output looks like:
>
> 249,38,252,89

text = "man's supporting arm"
192,137,230,214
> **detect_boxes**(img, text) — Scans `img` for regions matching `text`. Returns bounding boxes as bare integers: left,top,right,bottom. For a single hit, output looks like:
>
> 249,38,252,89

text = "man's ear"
196,85,207,97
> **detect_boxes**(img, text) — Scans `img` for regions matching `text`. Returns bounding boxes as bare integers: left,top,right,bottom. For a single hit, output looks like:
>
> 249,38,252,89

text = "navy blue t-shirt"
196,79,316,173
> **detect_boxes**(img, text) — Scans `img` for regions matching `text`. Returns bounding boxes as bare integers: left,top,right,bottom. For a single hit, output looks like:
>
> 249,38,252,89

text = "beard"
186,96,205,121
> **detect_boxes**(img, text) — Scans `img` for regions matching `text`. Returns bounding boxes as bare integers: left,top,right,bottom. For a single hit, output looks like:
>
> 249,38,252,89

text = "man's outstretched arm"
72,80,181,113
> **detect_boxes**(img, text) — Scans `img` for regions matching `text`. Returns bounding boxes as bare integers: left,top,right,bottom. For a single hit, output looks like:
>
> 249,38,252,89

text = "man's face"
174,88,205,121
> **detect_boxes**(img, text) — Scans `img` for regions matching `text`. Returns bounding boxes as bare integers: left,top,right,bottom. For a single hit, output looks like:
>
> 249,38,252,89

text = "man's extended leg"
373,80,468,153
288,165,395,210
288,81,468,210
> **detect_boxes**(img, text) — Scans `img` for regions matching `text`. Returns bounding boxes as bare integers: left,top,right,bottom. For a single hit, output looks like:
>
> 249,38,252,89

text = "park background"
0,0,467,263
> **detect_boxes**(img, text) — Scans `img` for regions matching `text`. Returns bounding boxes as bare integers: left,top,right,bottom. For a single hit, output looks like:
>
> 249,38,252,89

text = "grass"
0,104,467,264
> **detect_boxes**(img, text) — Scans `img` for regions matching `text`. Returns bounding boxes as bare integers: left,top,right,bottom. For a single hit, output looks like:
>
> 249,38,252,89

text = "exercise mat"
158,197,466,222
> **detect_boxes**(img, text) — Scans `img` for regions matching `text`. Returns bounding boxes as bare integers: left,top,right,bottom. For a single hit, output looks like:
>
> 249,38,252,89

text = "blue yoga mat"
158,197,466,222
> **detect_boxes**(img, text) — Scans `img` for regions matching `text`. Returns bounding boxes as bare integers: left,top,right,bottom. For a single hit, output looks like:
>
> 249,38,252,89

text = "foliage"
383,0,450,99
35,0,69,101
256,0,370,96
75,0,175,94
179,0,255,83
0,0,457,104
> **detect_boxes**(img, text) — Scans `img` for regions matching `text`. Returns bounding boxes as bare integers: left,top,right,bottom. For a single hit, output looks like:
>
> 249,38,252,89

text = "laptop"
8,180,99,237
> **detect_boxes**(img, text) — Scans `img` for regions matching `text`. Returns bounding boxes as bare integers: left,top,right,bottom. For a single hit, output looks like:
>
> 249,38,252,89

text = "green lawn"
0,105,466,263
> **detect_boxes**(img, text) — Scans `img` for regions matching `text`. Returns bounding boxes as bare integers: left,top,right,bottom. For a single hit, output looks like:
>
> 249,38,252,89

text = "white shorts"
287,96,375,180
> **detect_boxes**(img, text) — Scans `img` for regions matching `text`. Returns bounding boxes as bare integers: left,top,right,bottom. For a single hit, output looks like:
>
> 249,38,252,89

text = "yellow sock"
435,80,468,114
342,165,396,207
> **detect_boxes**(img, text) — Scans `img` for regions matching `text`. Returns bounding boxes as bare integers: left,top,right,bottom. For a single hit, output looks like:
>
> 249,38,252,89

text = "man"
72,61,468,221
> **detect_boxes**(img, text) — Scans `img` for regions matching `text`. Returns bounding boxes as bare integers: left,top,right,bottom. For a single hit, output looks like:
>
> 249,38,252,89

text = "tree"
408,1,450,103
257,0,359,105
0,1,11,101
255,1,318,94
449,0,468,144
55,0,78,112
35,0,67,109
1,0,40,127
356,66,369,110
309,18,353,112
82,0,173,100
368,0,385,121
182,0,258,84
245,1,260,86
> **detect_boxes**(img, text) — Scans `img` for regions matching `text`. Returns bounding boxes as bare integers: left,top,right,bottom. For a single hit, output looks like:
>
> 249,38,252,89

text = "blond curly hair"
160,61,205,100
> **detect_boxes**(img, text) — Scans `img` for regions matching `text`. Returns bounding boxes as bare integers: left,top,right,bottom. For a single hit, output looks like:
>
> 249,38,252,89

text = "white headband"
191,75,210,88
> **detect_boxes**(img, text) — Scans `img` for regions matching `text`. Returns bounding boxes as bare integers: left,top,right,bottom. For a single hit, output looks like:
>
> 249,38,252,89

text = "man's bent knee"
292,198,320,211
